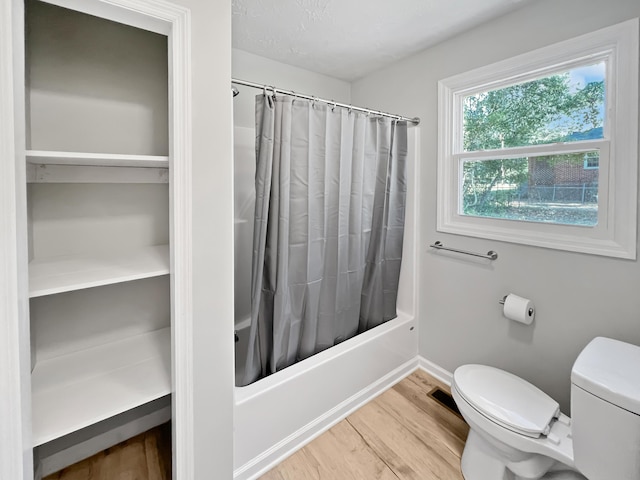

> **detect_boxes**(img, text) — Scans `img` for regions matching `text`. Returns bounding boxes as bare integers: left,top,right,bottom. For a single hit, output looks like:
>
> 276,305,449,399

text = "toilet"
451,337,640,480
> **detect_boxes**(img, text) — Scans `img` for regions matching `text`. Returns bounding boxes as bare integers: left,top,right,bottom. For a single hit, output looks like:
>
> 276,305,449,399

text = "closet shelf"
26,150,169,168
29,245,170,298
31,327,171,446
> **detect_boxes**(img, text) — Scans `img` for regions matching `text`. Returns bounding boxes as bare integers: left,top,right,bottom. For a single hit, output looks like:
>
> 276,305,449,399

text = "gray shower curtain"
240,94,408,386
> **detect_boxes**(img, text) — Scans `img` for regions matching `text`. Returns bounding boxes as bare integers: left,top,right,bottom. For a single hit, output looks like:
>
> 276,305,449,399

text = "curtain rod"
231,78,420,126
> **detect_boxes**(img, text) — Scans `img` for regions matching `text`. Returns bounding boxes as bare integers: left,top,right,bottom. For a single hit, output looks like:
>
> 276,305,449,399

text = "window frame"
437,19,639,259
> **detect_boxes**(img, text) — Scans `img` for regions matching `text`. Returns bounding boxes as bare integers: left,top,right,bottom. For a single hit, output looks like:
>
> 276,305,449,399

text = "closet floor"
261,369,469,479
43,423,171,480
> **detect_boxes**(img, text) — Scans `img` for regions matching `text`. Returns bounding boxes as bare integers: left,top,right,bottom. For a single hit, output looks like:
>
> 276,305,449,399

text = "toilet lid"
453,364,560,437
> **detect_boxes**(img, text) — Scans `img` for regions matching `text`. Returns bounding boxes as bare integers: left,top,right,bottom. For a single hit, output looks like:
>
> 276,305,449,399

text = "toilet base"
461,429,581,480
461,430,584,480
461,430,516,480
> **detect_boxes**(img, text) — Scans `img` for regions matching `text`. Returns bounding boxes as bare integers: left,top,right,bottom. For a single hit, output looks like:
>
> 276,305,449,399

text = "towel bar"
429,241,498,261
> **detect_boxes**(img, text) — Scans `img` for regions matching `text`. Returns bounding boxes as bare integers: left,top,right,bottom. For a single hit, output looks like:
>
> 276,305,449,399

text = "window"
583,152,599,170
438,19,638,258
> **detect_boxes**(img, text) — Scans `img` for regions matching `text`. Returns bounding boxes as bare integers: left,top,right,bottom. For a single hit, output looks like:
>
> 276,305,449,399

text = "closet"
24,0,172,470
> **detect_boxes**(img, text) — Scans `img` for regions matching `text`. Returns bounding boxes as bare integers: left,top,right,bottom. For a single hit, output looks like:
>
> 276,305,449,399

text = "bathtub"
232,126,420,479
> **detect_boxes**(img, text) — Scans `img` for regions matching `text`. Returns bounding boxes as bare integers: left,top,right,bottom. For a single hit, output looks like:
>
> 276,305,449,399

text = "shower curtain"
240,94,408,386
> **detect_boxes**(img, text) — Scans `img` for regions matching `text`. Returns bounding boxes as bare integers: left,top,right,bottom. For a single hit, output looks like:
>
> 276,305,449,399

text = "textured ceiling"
233,0,534,81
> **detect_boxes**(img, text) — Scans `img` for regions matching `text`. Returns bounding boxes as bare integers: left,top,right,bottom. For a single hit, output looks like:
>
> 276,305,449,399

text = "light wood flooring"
43,370,468,480
43,422,171,480
261,369,469,480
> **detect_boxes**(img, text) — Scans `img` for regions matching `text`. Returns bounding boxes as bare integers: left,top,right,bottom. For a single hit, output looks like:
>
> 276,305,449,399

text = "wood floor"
43,423,171,480
43,370,468,480
261,369,469,480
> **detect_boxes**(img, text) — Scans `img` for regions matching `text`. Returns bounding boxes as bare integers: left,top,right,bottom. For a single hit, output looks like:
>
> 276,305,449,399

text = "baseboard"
417,355,453,386
36,402,171,477
233,356,419,480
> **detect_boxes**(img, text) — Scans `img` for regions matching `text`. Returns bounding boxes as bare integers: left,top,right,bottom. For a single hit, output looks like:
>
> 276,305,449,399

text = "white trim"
233,357,419,480
1,0,31,478
417,356,453,386
39,0,172,34
437,19,639,259
165,5,193,480
1,1,193,479
455,140,607,161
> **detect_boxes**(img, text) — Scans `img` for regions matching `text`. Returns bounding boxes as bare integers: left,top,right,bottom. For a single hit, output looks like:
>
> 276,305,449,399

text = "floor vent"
428,387,462,417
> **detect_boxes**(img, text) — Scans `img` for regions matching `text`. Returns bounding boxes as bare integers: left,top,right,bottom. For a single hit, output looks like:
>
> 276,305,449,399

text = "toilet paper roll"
503,294,535,325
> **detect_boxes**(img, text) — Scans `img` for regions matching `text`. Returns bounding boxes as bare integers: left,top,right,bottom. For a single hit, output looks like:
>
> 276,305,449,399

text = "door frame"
0,0,194,478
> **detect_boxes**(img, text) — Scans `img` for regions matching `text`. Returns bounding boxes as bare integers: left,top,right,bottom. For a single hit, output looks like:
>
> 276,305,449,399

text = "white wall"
352,0,640,412
29,184,169,258
232,48,351,128
26,0,168,155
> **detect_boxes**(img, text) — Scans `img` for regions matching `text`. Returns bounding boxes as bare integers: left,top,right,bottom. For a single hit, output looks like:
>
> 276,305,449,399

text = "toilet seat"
454,365,560,438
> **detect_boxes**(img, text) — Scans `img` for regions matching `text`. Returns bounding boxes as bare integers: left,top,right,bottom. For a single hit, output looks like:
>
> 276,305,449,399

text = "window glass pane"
463,62,605,151
461,151,599,226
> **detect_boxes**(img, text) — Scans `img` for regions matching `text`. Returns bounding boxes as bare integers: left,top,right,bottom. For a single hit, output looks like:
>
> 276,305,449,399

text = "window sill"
437,215,635,259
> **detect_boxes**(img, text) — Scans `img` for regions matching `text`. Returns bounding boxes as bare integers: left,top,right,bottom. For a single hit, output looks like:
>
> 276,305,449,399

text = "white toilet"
452,337,640,480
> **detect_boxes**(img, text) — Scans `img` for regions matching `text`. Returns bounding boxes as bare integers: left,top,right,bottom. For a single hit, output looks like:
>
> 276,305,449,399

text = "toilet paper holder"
499,295,534,316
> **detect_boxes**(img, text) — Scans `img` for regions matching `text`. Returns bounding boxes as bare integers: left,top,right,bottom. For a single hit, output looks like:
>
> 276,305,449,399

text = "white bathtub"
233,312,418,479
232,126,420,479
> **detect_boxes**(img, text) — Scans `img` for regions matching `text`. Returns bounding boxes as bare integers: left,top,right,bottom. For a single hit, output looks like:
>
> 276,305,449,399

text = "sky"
568,61,606,93
566,61,606,132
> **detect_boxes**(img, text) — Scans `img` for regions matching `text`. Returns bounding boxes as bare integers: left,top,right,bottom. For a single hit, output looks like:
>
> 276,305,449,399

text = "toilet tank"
571,337,640,480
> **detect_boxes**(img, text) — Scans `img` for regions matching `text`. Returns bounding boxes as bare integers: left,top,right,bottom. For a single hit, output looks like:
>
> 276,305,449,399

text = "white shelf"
31,327,171,446
29,245,170,298
26,150,169,168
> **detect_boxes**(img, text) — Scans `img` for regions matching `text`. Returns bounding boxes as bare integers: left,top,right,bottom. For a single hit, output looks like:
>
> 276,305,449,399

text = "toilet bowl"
452,337,640,480
452,365,583,480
